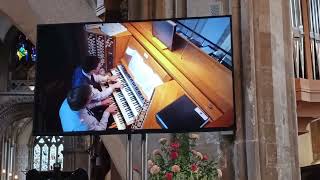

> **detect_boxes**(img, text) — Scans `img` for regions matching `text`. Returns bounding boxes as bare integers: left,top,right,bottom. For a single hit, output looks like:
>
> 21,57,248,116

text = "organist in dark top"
59,56,122,132
72,56,119,91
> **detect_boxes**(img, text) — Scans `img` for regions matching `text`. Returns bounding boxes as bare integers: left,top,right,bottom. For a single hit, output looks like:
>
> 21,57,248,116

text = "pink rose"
171,165,181,173
150,165,160,175
152,149,161,156
191,163,198,173
170,142,180,149
196,152,203,160
170,151,179,160
203,154,208,161
147,160,154,169
191,150,197,155
165,172,173,180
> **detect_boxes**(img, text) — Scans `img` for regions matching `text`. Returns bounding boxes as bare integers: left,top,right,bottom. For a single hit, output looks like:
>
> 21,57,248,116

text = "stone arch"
0,96,34,135
0,3,39,43
0,10,13,43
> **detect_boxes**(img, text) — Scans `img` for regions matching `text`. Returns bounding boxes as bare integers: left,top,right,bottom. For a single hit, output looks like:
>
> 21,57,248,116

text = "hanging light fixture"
1,169,5,174
14,174,18,179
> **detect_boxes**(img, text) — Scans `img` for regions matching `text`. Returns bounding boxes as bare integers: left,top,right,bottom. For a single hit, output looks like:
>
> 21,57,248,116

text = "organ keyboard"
109,65,146,130
109,96,126,130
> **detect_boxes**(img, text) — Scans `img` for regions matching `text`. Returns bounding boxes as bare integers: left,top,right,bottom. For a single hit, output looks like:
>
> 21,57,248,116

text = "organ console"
84,21,234,131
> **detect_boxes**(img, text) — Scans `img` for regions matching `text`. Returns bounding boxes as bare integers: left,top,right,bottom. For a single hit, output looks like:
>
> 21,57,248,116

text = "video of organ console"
34,16,234,135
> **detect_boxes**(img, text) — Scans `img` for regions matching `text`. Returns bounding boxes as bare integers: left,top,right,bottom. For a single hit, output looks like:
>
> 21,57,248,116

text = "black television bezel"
33,15,236,136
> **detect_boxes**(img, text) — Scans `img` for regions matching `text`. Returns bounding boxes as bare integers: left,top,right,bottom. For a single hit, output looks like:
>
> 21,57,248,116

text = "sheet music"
85,24,101,30
100,23,128,36
125,47,163,100
85,23,127,36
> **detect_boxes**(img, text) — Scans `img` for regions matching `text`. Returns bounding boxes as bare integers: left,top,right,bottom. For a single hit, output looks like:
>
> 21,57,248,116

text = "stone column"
240,0,300,179
1,136,7,180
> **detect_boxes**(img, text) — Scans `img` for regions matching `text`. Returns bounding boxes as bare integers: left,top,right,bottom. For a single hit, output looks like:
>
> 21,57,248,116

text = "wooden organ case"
86,27,114,71
84,22,234,131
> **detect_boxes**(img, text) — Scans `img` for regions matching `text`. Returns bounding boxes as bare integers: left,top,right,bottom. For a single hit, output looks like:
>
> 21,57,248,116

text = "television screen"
33,16,235,135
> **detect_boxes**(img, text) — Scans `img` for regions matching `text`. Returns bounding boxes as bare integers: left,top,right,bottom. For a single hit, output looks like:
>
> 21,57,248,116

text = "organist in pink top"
60,83,121,131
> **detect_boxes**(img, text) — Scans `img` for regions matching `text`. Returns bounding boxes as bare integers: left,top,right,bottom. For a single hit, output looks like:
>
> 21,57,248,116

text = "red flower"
203,154,208,161
170,142,180,149
191,163,198,172
165,172,173,180
170,151,179,160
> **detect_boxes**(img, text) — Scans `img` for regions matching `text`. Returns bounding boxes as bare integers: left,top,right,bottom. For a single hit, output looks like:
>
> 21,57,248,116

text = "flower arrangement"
148,133,222,180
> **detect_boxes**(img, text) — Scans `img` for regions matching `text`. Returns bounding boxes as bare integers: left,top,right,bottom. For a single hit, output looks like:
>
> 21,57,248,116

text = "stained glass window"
41,144,49,171
9,30,37,81
33,136,64,171
49,145,57,168
33,144,41,170
58,144,64,166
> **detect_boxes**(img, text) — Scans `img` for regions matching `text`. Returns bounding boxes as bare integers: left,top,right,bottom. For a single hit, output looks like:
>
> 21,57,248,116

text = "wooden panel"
297,101,320,117
295,78,320,102
311,121,320,160
143,80,185,129
128,22,233,113
206,109,234,128
113,31,131,67
124,23,224,122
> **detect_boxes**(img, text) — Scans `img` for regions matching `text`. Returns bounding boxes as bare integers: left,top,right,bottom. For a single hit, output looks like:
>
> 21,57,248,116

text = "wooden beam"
295,78,320,102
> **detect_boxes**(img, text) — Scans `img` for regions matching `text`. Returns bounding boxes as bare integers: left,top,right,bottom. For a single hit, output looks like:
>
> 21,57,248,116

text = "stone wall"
0,0,301,180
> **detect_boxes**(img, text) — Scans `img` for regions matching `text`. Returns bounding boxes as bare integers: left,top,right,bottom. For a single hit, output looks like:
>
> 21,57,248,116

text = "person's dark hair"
69,168,88,180
67,85,91,111
82,56,100,73
26,169,41,180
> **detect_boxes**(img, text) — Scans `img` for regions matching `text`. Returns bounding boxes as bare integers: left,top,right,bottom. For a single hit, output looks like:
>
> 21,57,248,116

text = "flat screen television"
33,16,235,135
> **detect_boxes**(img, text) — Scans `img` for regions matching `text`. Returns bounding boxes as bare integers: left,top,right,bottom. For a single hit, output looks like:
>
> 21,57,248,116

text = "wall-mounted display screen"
33,16,235,135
